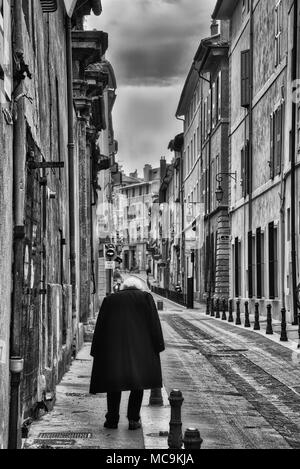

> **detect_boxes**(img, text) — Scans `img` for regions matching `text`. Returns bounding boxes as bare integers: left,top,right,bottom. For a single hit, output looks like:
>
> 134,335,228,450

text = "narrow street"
25,280,300,450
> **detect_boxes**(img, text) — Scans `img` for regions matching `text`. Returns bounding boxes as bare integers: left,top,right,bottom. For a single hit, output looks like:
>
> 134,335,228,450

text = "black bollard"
235,300,242,325
206,297,210,316
168,389,184,449
244,301,251,328
222,298,227,321
183,428,203,449
254,303,260,330
215,298,220,319
228,299,234,323
149,388,163,406
266,304,273,335
210,298,215,317
280,308,288,342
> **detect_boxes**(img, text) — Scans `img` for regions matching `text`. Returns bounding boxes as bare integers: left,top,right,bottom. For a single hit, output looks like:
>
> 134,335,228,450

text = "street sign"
105,261,115,270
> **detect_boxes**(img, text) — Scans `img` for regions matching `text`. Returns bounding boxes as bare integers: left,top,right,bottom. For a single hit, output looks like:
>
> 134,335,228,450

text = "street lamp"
215,172,237,204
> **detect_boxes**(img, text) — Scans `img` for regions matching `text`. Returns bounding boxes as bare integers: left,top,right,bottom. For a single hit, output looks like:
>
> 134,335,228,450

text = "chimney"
143,164,152,182
210,19,219,36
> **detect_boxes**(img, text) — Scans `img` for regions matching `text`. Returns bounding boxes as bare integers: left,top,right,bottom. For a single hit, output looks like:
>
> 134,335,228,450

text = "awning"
40,0,58,13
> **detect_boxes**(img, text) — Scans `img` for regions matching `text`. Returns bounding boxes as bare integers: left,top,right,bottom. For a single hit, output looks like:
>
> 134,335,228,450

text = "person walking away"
89,276,165,430
146,266,151,290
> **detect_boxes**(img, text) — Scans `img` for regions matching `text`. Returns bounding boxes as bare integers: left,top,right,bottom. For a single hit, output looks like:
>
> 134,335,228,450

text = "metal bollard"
210,298,215,317
183,428,203,449
266,304,273,335
168,389,184,449
235,300,242,325
206,297,210,316
149,388,163,406
222,298,227,321
280,308,288,342
215,298,220,319
244,301,251,328
254,303,260,330
228,299,234,323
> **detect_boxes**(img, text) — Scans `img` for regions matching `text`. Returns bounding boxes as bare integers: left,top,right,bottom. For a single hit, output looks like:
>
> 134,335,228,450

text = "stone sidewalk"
24,344,171,450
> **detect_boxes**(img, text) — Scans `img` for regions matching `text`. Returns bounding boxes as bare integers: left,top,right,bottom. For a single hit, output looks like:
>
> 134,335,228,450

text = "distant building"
112,164,161,272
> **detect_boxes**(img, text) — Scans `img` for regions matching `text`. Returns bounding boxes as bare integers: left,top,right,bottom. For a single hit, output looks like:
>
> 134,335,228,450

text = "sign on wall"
64,0,77,17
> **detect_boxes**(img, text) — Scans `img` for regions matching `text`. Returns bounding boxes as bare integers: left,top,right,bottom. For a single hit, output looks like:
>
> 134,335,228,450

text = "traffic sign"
105,261,115,270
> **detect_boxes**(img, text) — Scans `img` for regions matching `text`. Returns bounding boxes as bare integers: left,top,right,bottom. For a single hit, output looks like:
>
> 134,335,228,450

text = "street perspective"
2,0,300,460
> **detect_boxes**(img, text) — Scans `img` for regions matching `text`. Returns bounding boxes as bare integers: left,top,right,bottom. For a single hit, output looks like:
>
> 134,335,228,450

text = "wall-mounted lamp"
215,172,237,204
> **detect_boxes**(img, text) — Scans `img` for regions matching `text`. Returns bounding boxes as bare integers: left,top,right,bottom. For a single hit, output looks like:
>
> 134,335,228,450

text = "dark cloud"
86,0,216,173
88,0,216,86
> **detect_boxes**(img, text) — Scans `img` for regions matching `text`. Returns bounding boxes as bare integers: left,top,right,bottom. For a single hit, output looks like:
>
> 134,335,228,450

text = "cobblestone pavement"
24,273,300,450
155,299,300,449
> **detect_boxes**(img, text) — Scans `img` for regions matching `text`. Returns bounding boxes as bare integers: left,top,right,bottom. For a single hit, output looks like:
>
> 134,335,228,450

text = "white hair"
121,276,145,291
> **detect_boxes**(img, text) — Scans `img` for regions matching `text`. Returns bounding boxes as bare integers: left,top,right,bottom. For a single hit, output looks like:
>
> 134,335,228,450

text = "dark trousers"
106,390,144,424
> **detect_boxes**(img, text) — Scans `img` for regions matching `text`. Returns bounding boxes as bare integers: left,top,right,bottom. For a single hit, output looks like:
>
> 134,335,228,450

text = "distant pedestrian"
146,266,151,290
90,276,165,430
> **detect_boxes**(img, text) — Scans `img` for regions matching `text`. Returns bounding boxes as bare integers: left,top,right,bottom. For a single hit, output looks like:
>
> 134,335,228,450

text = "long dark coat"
89,287,165,394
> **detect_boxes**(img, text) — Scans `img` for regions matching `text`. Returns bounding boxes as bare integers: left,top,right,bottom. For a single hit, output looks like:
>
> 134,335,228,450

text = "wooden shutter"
235,237,239,297
269,222,275,299
241,146,245,197
270,113,275,179
256,228,262,299
241,50,250,108
248,231,253,298
208,90,211,134
218,71,222,121
212,82,216,128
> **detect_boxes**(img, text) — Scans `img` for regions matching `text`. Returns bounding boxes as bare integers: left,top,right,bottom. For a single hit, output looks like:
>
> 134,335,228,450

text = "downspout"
9,0,27,449
66,17,77,334
291,0,298,324
248,0,254,243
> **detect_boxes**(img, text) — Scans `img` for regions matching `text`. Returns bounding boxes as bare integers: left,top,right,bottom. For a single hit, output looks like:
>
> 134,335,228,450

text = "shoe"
104,420,118,429
128,420,142,430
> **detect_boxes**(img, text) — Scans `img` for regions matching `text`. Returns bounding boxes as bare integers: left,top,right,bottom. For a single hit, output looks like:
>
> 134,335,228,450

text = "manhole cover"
34,439,76,446
38,432,92,439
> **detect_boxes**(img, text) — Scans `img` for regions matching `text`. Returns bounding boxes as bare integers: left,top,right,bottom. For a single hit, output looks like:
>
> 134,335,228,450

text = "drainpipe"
66,17,77,332
291,0,298,324
248,0,254,239
9,0,27,449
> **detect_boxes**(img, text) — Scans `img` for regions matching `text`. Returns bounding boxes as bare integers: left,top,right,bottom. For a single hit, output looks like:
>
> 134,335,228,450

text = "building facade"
0,0,117,449
213,0,299,322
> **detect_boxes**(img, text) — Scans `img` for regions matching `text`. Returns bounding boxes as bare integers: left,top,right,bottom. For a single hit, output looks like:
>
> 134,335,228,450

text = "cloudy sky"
87,0,216,176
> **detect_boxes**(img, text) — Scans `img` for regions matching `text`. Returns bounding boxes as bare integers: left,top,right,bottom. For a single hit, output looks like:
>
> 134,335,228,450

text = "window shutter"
212,82,216,128
241,146,245,197
270,113,275,179
218,71,222,121
248,231,253,298
235,237,239,297
241,50,250,107
269,222,275,299
256,228,262,299
276,103,283,175
245,140,250,196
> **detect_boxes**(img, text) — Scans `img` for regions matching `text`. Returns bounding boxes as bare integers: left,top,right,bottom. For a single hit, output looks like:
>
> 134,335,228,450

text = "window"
241,50,251,108
139,186,143,196
241,140,250,197
212,81,216,128
269,222,278,299
197,126,200,155
270,102,284,178
275,0,283,67
22,0,36,52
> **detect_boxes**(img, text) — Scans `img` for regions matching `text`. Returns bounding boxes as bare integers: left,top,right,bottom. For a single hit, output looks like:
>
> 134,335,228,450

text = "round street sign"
106,248,115,259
